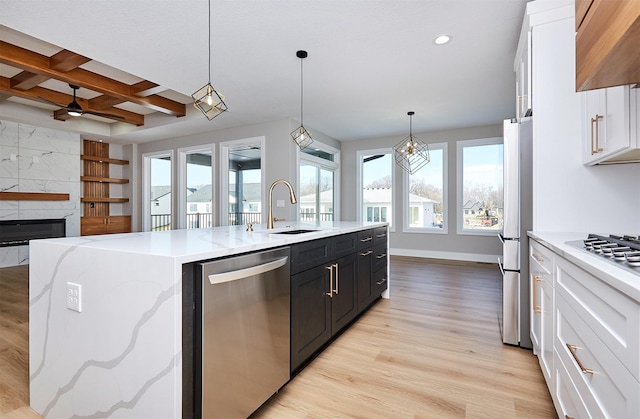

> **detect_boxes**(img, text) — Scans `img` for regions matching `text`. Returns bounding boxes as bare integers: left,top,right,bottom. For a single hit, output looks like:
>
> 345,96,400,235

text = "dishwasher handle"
207,256,288,285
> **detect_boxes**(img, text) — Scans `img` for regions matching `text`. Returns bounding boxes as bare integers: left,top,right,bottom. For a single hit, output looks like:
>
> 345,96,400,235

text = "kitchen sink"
272,229,319,235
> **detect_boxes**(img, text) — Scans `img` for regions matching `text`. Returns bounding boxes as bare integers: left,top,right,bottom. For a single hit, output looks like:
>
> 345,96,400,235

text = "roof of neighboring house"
463,200,483,210
229,183,261,203
150,185,171,201
187,185,212,203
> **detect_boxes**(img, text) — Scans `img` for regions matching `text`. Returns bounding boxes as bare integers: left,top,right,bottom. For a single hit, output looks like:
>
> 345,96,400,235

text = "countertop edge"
528,231,640,302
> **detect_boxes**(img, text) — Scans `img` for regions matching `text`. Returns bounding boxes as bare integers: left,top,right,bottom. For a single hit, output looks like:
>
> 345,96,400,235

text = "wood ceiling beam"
131,80,167,97
49,50,91,72
89,94,126,110
10,71,51,90
0,76,144,126
0,41,186,117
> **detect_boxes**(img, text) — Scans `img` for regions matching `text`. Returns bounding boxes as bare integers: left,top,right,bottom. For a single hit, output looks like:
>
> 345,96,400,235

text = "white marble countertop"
528,231,640,302
34,221,388,264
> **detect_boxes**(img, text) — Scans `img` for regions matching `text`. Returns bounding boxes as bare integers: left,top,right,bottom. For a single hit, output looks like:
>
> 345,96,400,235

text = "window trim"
142,149,174,232
298,140,340,222
219,136,265,226
402,142,448,234
357,148,395,232
178,144,215,229
456,137,503,236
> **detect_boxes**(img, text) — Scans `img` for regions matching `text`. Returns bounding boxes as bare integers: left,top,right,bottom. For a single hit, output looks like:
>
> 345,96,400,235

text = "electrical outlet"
66,282,82,312
276,199,285,208
10,153,17,161
33,156,39,163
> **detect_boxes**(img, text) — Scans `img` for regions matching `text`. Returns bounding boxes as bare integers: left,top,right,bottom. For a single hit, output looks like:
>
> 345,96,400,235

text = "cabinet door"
290,238,331,275
80,217,107,236
356,247,374,313
331,254,358,333
582,86,631,164
291,264,332,373
105,216,131,234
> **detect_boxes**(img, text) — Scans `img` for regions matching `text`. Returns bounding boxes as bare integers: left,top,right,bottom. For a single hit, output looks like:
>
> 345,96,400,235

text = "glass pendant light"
393,111,430,174
291,50,314,150
192,0,228,120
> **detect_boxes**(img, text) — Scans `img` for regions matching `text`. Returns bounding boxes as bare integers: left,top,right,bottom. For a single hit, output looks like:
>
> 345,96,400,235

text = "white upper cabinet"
514,9,532,118
582,84,640,165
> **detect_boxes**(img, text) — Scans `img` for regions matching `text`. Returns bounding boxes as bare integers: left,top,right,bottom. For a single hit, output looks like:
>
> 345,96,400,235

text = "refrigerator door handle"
498,257,505,276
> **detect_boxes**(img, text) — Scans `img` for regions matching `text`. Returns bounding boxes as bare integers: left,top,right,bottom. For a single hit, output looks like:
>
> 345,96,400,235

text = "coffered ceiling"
0,0,530,144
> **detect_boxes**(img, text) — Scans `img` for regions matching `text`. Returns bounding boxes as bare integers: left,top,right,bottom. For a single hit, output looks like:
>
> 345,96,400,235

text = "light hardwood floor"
0,258,555,418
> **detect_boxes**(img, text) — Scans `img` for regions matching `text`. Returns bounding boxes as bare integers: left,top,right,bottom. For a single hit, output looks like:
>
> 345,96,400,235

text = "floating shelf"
0,192,70,201
81,197,129,203
81,155,129,165
80,176,129,184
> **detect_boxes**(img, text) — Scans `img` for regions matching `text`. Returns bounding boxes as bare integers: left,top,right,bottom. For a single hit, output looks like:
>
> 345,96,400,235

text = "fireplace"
0,219,66,247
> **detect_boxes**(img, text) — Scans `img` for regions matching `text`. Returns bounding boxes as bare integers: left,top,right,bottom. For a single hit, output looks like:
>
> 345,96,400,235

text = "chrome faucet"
267,179,297,229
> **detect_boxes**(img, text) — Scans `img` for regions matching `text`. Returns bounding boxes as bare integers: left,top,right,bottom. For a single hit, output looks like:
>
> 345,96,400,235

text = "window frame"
142,149,174,232
178,144,215,229
402,142,448,234
456,137,504,236
297,140,340,222
219,136,265,226
357,148,395,232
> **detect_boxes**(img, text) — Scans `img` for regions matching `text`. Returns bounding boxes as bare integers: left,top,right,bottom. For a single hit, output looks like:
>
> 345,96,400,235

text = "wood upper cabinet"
575,0,640,91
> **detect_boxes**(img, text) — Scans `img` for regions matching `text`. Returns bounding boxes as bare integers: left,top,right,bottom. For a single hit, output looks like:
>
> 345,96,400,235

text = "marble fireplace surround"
0,119,81,267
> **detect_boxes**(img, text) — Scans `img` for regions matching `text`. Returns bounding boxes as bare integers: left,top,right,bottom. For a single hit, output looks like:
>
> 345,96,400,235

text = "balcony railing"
299,212,334,222
150,211,333,230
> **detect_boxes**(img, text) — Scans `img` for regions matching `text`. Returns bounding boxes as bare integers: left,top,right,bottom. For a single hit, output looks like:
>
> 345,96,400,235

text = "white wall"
0,120,81,267
531,4,640,234
341,124,505,262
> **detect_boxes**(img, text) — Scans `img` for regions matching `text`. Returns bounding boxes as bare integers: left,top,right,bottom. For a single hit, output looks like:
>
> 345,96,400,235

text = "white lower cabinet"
529,238,640,419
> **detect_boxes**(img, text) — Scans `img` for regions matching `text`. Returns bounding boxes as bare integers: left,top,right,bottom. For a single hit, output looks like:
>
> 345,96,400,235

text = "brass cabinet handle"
565,415,575,419
376,233,386,238
360,237,372,242
376,253,387,259
533,275,542,314
333,263,339,295
360,250,373,256
376,278,387,286
325,266,333,298
566,344,594,375
591,114,604,155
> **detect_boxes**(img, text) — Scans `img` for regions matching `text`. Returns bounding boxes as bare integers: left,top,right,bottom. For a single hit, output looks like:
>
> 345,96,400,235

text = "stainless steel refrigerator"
498,117,533,349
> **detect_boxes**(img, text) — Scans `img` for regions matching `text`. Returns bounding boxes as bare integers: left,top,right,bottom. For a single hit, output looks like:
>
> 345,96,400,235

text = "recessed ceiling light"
434,34,451,45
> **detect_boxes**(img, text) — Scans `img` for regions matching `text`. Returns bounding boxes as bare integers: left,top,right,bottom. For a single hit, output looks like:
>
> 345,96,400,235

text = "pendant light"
393,111,430,174
192,0,228,120
291,50,314,150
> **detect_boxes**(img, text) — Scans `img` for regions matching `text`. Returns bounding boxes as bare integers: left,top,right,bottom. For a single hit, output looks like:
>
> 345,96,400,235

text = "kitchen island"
28,221,388,418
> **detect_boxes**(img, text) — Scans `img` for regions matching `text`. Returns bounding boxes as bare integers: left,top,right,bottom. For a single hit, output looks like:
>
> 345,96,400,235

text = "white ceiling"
0,0,528,144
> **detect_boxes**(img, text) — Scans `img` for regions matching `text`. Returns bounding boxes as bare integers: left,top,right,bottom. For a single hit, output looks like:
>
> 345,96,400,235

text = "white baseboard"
389,247,499,264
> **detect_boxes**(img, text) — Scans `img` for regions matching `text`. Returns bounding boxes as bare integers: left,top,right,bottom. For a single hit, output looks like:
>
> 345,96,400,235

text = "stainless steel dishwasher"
198,247,290,418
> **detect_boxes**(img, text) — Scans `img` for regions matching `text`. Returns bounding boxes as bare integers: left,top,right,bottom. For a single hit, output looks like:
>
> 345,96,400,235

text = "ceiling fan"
39,84,124,120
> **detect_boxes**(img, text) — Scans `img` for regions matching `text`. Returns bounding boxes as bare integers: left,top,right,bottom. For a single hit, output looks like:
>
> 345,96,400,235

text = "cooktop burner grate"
565,233,640,275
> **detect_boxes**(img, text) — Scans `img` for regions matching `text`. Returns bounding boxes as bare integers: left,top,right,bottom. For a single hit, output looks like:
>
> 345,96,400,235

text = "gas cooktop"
565,234,640,276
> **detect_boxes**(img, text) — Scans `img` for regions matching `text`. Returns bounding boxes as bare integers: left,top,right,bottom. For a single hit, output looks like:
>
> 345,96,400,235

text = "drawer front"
373,226,388,245
374,267,388,295
529,239,554,275
290,238,331,275
555,293,639,419
554,347,593,419
556,257,640,380
373,242,387,272
333,233,357,259
357,229,374,250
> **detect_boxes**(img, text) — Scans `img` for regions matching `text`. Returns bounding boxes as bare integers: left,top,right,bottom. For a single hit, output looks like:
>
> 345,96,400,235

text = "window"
457,138,503,235
143,151,173,232
358,150,393,229
298,142,339,222
220,138,264,226
180,146,214,229
403,143,447,233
